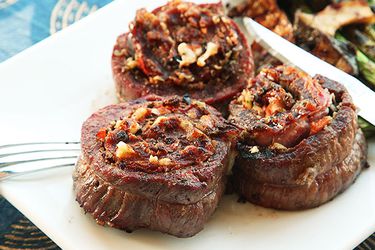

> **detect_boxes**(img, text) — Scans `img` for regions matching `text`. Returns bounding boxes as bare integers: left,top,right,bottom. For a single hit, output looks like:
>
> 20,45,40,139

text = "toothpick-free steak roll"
111,0,253,111
229,66,368,210
73,95,239,237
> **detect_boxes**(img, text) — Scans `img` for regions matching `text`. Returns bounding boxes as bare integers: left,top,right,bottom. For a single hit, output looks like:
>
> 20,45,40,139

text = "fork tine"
0,142,81,180
0,156,78,168
0,141,80,149
0,163,76,181
0,149,80,158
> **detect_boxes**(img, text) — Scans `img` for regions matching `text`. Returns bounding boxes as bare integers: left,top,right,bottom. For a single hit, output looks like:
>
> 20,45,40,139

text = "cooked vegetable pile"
230,0,375,137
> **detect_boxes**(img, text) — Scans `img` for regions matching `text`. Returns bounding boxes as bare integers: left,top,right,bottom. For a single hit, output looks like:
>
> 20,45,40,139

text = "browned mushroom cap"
294,1,375,75
294,10,359,75
296,1,375,37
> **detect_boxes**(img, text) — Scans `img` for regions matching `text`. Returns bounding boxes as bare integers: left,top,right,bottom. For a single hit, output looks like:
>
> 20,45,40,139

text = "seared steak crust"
229,66,368,210
112,1,253,110
74,157,226,237
234,129,367,210
73,95,238,237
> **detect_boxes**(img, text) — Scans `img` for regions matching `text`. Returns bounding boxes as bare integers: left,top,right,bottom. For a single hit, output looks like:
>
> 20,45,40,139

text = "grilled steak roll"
229,65,368,210
73,95,239,237
112,0,253,111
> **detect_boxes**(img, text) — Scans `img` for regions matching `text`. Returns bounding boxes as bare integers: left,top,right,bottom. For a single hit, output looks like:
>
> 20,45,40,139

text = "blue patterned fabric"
0,0,112,62
0,1,112,248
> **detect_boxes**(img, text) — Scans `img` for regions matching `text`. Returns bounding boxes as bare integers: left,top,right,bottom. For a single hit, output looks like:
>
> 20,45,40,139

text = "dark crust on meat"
73,157,226,237
112,1,253,109
74,95,238,237
233,128,367,210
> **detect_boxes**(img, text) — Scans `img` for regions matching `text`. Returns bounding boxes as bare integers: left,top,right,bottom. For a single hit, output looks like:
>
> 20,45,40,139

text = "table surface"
0,0,374,249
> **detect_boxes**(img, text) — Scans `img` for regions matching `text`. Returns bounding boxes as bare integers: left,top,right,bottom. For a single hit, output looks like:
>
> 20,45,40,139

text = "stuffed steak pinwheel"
229,65,368,210
111,0,253,111
73,95,239,237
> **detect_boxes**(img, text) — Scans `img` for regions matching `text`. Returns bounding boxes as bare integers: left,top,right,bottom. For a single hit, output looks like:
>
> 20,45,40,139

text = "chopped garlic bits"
151,116,168,127
177,42,219,68
197,42,219,67
129,121,141,134
132,107,148,121
123,57,138,70
116,141,136,159
159,158,172,166
177,42,203,67
238,89,254,109
149,155,159,164
114,120,123,129
149,155,172,166
179,119,194,132
250,146,259,153
193,100,206,109
200,115,214,129
271,142,287,150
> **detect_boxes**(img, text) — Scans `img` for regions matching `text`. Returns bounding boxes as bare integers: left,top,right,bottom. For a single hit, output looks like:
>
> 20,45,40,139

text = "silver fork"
0,142,80,181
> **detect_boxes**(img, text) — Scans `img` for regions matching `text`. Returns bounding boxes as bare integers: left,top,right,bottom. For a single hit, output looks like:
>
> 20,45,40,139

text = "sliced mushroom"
296,1,375,37
294,10,359,75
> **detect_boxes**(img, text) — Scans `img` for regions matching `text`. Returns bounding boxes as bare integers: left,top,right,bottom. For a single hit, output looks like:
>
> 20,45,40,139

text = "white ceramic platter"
0,0,374,249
